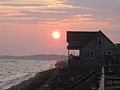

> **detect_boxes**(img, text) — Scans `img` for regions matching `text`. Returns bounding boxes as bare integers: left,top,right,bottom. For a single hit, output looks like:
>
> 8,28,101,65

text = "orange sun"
52,31,60,39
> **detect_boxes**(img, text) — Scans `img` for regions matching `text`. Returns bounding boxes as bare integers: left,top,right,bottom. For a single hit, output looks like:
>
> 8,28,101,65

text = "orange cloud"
63,18,95,22
0,17,39,20
0,4,80,10
74,14,93,17
0,0,66,5
30,10,68,13
45,4,80,9
0,10,20,13
1,12,27,17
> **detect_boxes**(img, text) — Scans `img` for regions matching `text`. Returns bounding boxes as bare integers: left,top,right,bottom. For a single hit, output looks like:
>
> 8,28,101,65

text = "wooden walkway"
65,64,120,90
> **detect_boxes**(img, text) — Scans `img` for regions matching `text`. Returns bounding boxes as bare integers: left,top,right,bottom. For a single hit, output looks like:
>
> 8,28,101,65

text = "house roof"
67,30,113,49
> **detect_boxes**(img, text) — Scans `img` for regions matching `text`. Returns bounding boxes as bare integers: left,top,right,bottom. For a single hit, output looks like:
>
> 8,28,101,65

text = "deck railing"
66,65,101,90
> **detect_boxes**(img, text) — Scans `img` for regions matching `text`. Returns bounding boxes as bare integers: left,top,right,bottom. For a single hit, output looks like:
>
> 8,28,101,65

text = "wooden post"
99,66,105,90
68,50,70,60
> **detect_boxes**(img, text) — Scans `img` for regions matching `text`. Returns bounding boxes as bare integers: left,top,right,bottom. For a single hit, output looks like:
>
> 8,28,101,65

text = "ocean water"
0,59,57,90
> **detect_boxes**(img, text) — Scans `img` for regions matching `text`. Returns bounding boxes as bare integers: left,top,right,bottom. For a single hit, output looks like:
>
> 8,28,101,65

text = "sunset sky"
0,0,120,55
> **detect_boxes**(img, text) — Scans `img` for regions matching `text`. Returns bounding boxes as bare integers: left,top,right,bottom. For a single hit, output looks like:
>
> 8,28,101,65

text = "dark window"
102,50,112,56
97,38,102,45
90,50,95,59
102,51,107,56
108,50,112,56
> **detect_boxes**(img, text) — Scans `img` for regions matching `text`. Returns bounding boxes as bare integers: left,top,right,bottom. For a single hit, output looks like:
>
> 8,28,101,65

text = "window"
97,38,102,45
102,51,107,56
108,50,112,56
90,50,95,59
69,50,79,56
102,50,112,56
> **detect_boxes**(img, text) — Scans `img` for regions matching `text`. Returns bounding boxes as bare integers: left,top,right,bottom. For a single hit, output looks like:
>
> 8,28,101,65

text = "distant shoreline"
0,54,67,61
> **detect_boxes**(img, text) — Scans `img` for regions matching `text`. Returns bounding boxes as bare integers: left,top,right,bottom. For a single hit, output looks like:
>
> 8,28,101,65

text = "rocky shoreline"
6,68,59,90
6,61,95,90
6,61,67,90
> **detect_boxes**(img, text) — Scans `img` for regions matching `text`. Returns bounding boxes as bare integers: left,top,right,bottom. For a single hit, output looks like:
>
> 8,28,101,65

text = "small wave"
2,73,33,89
3,60,16,63
0,59,56,89
0,87,5,90
0,88,5,90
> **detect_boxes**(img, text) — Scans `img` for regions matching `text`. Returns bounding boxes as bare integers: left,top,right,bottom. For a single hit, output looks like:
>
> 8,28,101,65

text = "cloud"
0,0,93,24
0,4,80,10
0,0,120,25
67,0,120,24
29,10,68,13
0,0,83,24
0,12,27,17
0,0,64,4
63,18,95,23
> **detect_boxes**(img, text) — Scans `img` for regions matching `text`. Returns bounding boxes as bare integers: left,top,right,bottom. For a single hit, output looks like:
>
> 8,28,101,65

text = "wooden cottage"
67,31,120,64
